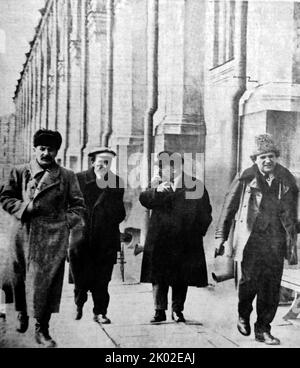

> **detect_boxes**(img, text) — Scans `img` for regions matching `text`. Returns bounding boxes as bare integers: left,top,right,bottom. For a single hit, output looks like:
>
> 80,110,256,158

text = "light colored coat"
0,160,85,318
216,164,298,265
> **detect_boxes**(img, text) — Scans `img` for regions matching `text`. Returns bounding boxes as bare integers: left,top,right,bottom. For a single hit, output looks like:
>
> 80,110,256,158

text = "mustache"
40,156,52,160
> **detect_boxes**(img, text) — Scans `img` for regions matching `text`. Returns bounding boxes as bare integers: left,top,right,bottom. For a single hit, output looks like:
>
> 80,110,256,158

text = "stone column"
79,0,89,170
66,0,83,171
153,0,207,180
25,70,30,162
56,0,69,166
47,4,57,130
82,0,106,169
28,60,33,161
40,24,48,129
34,43,41,131
110,0,147,232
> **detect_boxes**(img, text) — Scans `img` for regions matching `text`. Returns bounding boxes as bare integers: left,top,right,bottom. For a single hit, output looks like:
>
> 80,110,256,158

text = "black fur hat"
33,129,62,150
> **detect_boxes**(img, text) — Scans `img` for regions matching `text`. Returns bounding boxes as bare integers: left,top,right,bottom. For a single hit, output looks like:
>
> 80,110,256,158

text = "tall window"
212,0,235,68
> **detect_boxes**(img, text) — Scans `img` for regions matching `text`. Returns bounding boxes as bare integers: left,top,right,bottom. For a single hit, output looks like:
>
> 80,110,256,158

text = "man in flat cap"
0,129,85,347
69,147,126,324
215,134,298,345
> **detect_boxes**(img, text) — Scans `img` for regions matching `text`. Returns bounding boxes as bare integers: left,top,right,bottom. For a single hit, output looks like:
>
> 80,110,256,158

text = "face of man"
92,154,112,177
255,151,277,174
34,145,58,168
160,163,182,183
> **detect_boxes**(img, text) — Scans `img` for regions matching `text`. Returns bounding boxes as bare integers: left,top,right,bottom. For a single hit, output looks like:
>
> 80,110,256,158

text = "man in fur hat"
0,129,85,347
69,147,125,324
215,134,298,345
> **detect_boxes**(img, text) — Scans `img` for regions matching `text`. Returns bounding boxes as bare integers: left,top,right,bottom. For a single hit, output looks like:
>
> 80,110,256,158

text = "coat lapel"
33,164,61,200
85,168,108,209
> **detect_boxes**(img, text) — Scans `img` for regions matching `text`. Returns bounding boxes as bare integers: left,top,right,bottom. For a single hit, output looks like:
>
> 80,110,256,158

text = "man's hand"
151,175,161,188
156,182,172,193
215,240,225,258
25,201,34,214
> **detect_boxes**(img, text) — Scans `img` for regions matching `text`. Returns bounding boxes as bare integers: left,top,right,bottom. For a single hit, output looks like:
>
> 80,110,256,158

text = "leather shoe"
172,311,186,323
237,316,251,336
35,327,56,348
16,312,29,333
75,307,83,321
255,331,280,345
93,314,111,324
150,310,166,323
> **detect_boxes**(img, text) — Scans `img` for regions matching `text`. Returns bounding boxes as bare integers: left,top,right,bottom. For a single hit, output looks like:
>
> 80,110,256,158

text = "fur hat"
250,134,280,161
33,129,62,150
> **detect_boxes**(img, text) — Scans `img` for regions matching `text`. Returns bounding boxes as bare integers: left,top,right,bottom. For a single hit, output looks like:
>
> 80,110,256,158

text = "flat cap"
88,146,116,158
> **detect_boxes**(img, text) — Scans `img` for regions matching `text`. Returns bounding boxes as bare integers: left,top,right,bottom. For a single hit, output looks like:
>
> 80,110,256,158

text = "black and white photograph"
0,0,300,351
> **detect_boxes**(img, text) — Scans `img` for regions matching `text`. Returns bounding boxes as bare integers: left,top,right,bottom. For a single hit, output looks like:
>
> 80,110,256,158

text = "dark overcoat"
69,168,126,289
0,161,85,318
215,163,298,265
139,177,212,287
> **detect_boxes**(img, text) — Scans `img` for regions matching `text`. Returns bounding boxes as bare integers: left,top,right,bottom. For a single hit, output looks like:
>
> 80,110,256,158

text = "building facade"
2,0,300,277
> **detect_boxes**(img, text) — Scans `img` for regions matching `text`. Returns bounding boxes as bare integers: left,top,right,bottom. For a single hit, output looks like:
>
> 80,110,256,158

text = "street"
1,266,300,348
1,208,300,349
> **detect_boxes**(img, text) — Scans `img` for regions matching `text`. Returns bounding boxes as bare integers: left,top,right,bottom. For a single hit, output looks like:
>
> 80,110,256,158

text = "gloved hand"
214,240,225,258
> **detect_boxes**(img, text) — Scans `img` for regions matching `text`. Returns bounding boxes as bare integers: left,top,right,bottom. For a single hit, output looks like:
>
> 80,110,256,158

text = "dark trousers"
14,278,27,313
74,262,114,316
152,283,188,312
238,236,284,333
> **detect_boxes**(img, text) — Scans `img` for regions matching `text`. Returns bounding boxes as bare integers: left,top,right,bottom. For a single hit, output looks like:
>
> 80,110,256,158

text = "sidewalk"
1,264,300,348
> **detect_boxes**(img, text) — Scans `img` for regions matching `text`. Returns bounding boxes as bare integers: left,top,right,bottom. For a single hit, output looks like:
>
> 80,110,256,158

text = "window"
212,0,235,68
69,156,78,171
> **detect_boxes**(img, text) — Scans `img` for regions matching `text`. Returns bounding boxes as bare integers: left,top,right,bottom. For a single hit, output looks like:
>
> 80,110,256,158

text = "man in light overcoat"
215,134,298,345
0,129,85,347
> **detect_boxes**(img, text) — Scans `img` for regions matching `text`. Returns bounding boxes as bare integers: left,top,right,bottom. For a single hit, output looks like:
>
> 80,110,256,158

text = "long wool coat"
139,177,212,287
0,161,85,318
215,163,299,265
69,168,126,289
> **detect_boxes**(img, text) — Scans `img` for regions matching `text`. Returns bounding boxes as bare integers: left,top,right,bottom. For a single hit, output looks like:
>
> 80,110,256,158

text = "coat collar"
239,163,297,193
30,160,61,199
30,159,60,179
30,159,45,178
85,167,97,184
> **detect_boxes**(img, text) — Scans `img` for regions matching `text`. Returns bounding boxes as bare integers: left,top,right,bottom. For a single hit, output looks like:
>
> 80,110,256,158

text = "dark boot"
16,311,29,333
35,316,56,348
237,316,251,336
255,331,280,345
171,311,186,323
93,314,111,324
150,310,166,323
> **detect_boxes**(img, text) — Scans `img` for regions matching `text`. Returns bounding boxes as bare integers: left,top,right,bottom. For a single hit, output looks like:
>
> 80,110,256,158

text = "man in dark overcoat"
215,134,298,345
139,151,212,323
69,147,126,324
0,129,85,347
